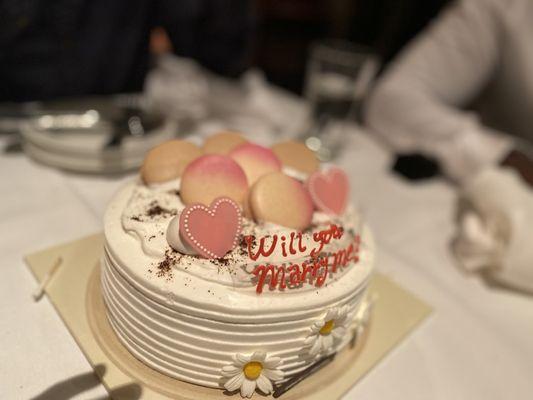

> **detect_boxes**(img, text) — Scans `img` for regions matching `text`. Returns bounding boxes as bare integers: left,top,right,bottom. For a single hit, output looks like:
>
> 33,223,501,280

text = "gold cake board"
25,234,432,400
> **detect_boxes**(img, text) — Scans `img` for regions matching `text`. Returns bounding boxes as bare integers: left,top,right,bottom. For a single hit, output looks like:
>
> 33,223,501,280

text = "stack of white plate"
21,118,177,174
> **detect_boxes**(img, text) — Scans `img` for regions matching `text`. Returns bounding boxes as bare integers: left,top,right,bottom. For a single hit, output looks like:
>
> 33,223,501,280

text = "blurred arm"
365,0,513,183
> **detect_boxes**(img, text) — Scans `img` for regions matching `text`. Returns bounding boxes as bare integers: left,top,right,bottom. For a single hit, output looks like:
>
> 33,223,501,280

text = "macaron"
243,190,254,219
271,140,319,175
229,143,282,185
203,131,248,155
141,140,203,184
249,172,314,230
180,154,248,207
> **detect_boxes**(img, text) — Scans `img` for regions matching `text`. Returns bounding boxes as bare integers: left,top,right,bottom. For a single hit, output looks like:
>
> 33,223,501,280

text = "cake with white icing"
101,133,375,398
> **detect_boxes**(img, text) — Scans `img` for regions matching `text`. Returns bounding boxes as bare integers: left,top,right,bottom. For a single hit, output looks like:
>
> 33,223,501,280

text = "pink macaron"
180,154,248,207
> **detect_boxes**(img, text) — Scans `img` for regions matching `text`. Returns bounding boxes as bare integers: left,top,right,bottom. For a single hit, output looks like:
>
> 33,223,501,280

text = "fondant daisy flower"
304,306,350,356
221,351,284,398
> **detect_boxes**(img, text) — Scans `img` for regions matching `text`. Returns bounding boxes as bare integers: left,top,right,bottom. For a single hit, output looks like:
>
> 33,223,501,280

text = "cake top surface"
103,132,374,320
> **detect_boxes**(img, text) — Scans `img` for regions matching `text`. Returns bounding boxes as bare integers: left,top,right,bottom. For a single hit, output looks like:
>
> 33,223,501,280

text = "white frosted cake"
101,133,375,398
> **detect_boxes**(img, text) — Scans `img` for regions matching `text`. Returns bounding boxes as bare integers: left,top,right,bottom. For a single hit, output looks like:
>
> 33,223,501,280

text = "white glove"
453,168,533,293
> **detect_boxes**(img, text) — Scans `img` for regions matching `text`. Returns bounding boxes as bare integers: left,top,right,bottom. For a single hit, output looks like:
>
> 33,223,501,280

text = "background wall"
252,0,451,94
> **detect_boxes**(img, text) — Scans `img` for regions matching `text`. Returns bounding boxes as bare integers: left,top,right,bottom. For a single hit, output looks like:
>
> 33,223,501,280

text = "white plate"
21,120,177,173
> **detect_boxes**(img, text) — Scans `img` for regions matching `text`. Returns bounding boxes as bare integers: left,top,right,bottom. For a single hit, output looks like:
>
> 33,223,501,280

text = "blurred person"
0,0,253,102
365,0,533,187
365,0,533,294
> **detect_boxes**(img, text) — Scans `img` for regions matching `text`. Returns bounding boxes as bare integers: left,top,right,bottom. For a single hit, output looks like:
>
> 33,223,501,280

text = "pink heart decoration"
179,197,242,259
307,167,350,215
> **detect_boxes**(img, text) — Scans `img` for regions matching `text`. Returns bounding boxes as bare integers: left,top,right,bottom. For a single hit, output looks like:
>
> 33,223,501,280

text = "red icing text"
245,225,361,294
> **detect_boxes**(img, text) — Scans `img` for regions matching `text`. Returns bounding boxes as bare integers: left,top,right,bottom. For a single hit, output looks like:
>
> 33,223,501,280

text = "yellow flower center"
319,319,335,335
243,361,263,380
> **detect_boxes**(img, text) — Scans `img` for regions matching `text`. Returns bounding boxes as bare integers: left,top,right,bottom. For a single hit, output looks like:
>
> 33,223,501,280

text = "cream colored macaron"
243,190,254,219
271,140,319,175
249,172,314,230
141,140,203,184
229,143,282,185
203,131,247,155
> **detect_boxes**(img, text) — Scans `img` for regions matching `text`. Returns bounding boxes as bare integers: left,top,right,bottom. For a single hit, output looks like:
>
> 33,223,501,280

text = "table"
1,123,532,400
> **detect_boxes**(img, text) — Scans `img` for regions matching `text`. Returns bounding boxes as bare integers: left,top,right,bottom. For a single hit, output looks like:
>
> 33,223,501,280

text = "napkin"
452,168,533,294
144,54,307,144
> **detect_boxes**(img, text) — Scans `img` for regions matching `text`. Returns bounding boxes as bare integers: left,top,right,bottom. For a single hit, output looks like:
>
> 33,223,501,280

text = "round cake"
101,134,375,398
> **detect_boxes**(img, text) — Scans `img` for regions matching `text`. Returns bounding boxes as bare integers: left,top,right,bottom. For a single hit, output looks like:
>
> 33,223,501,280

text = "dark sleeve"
155,0,255,77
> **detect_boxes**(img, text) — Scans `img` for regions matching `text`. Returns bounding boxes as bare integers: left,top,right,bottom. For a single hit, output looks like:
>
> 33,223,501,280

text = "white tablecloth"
1,127,532,400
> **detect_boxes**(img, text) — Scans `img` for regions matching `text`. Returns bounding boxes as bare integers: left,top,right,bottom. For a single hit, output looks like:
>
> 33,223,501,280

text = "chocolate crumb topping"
213,257,230,267
153,248,182,280
146,201,177,218
238,235,254,257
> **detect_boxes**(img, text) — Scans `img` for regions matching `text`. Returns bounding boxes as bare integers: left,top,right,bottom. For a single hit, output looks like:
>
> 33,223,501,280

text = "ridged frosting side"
101,248,368,387
101,179,375,388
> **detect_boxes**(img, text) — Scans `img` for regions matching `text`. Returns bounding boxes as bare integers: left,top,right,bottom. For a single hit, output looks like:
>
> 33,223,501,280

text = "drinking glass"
302,40,379,161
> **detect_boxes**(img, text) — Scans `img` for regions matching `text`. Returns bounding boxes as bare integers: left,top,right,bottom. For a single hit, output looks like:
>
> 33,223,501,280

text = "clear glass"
302,39,379,161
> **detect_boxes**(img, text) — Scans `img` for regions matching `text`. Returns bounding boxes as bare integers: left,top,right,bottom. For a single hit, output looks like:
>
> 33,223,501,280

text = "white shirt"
365,0,533,183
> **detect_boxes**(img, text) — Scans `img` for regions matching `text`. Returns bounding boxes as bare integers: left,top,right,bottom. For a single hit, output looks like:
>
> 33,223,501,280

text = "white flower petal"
331,331,343,340
304,334,317,346
332,327,346,340
310,323,321,334
221,365,241,377
337,314,348,326
235,353,251,365
324,308,337,320
241,378,256,398
263,356,281,369
322,333,333,350
224,372,245,392
331,330,343,340
256,374,273,394
342,319,352,329
263,368,284,381
342,317,350,326
309,337,322,356
251,351,266,362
